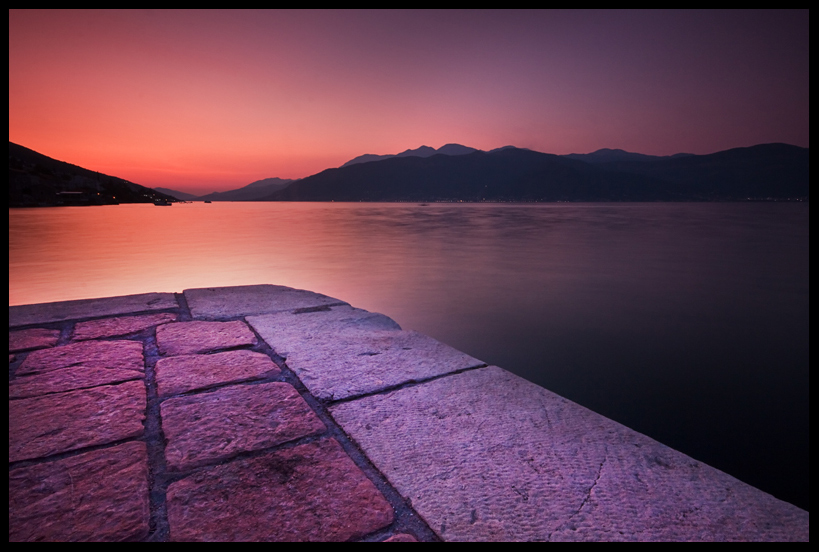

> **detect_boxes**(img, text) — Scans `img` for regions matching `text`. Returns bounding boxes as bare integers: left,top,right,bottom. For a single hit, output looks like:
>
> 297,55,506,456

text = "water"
9,202,809,510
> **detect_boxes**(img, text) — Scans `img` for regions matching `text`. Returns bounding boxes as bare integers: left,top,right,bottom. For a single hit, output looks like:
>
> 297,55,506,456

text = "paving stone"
156,320,256,356
9,328,60,353
166,438,393,541
72,312,178,341
17,339,144,376
9,292,178,327
9,381,147,463
161,382,325,470
9,366,143,399
155,349,281,397
184,284,346,320
247,304,402,357
9,441,150,542
248,308,483,400
330,366,809,542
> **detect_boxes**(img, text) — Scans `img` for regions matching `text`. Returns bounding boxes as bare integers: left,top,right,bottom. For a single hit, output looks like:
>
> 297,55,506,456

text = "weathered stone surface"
9,441,150,542
184,284,346,320
9,381,147,463
9,366,143,399
249,307,483,400
166,438,393,541
156,320,256,356
155,349,280,397
9,292,177,327
247,304,402,357
330,366,809,542
161,382,325,470
17,339,144,376
9,328,60,353
72,312,178,341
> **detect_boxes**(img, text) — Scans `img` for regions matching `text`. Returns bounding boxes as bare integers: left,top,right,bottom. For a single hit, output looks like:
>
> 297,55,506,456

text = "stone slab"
9,381,147,463
249,308,483,400
183,284,346,320
247,304,402,357
330,366,809,542
9,292,178,327
155,349,281,397
161,381,326,470
72,312,178,341
156,320,257,356
9,366,143,399
9,441,150,542
9,328,60,353
17,339,144,376
166,438,393,541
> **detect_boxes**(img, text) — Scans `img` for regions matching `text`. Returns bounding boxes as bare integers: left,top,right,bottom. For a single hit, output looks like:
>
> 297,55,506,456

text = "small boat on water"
154,199,172,206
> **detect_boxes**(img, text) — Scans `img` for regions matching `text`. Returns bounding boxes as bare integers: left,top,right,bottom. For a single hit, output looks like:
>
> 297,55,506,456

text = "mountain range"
9,141,809,206
262,143,808,202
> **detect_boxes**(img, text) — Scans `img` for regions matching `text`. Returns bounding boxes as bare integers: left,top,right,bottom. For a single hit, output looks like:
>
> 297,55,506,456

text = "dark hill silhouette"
195,177,294,202
564,148,694,164
155,187,199,201
264,148,673,202
589,143,809,200
9,142,177,207
262,144,808,202
341,143,477,168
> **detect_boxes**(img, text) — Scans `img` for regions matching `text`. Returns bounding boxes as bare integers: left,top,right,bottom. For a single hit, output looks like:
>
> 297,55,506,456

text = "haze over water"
9,201,809,511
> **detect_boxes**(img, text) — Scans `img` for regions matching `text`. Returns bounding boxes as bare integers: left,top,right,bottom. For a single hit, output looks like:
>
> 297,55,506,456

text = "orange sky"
9,10,809,195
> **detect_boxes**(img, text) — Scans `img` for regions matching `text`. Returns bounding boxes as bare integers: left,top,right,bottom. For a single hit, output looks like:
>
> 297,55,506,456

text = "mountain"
9,142,178,207
155,187,199,201
563,148,694,164
340,143,478,168
195,177,294,202
264,147,672,202
261,144,808,203
587,143,809,200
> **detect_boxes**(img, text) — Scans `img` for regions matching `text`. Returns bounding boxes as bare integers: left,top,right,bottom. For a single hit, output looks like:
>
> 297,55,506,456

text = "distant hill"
563,148,694,164
196,177,294,202
262,144,808,202
9,142,177,207
341,143,478,168
155,187,199,201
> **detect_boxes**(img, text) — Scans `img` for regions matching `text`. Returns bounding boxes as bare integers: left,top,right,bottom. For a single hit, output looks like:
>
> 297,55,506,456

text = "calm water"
9,202,809,510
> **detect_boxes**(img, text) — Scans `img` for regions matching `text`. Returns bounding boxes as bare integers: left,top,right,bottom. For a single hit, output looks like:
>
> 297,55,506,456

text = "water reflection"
9,202,809,510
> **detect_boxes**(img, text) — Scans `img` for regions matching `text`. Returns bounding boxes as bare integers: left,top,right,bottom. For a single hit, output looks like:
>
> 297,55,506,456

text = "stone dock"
9,285,808,541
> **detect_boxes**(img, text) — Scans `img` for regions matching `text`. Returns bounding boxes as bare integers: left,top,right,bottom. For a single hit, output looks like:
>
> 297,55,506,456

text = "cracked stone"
166,438,393,541
72,312,178,341
184,284,346,319
9,365,143,399
155,320,256,356
155,349,280,397
330,366,809,541
9,292,178,327
9,381,147,463
161,381,325,470
17,339,144,376
9,441,150,542
248,307,483,400
9,328,60,353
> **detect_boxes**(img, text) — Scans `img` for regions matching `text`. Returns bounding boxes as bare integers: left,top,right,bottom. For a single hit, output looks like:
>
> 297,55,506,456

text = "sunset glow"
9,10,809,195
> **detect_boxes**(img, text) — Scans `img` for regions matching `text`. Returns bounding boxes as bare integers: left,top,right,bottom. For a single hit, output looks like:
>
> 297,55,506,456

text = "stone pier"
9,285,809,541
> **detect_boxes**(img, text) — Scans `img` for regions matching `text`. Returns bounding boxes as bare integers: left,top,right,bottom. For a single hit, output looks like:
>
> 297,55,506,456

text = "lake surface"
9,202,809,510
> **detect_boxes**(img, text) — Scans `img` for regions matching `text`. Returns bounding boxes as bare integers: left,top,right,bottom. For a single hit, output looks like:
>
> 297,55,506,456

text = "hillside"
9,142,177,207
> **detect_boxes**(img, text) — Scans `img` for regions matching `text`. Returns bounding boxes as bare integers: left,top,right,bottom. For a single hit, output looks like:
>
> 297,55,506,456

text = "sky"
9,10,809,195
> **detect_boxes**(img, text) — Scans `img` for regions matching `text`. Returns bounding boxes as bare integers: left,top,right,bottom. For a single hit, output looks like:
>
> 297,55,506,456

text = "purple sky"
9,10,809,194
